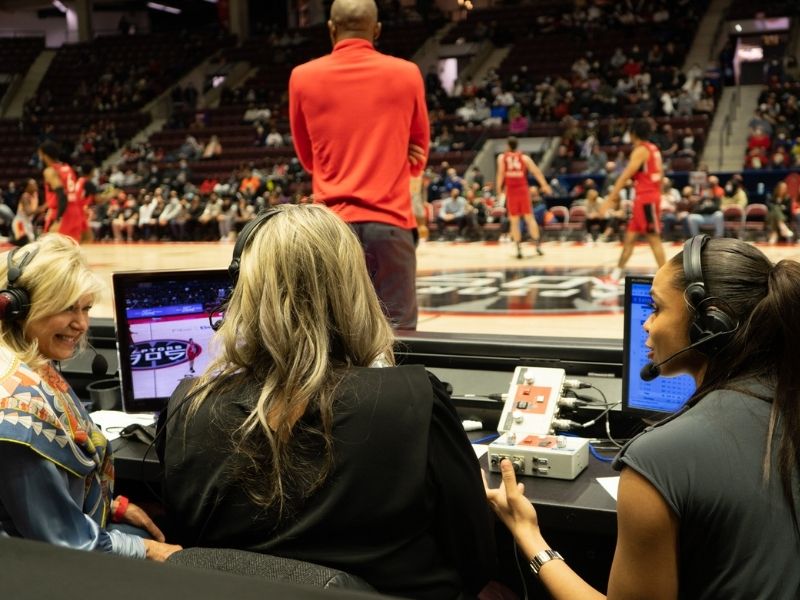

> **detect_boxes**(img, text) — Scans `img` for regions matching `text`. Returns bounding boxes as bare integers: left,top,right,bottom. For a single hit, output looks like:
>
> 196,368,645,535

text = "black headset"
209,207,282,331
0,247,39,322
682,234,737,355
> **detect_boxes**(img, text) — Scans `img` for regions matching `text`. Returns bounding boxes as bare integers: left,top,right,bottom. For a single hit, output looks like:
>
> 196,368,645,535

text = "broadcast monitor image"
112,269,230,413
622,275,695,416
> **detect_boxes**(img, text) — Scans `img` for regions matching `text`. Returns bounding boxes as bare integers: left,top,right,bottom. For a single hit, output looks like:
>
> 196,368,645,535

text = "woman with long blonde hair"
159,204,496,600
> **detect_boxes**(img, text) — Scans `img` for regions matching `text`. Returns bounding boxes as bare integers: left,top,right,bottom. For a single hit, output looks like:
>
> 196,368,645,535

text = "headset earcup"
0,287,31,322
691,306,735,355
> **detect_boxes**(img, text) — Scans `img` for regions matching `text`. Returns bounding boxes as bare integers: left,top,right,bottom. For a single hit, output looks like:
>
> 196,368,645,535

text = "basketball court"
79,238,800,340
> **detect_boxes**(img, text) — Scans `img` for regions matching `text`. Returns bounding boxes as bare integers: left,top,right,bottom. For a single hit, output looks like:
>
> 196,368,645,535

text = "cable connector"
551,418,582,431
557,397,587,409
563,379,590,390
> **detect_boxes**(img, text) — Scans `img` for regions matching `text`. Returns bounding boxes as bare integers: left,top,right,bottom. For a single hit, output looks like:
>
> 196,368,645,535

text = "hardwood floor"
79,238,800,340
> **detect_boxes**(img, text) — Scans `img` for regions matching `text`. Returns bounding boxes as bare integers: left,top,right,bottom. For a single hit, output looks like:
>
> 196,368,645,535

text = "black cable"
513,540,530,600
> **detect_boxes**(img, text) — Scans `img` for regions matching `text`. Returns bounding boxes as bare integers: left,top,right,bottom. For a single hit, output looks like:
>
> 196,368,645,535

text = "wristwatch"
529,549,564,576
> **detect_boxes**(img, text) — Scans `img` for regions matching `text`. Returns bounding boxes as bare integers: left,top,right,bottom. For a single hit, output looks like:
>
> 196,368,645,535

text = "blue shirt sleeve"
0,442,145,559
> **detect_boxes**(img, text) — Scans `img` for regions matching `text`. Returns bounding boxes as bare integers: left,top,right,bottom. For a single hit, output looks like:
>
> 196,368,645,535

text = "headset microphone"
639,331,725,382
88,345,109,377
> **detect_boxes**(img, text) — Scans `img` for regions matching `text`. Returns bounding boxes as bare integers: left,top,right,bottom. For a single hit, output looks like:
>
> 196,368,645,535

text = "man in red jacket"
289,0,430,329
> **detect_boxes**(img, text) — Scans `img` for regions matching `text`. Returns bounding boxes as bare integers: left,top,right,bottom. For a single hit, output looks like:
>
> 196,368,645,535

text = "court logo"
130,340,201,369
417,268,628,314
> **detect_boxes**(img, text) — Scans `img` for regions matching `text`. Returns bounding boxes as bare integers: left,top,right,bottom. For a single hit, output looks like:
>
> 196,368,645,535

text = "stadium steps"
703,84,762,171
3,49,55,119
682,0,733,72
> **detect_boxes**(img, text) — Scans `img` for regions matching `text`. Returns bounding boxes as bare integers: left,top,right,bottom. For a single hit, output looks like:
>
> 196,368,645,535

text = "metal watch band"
529,549,564,576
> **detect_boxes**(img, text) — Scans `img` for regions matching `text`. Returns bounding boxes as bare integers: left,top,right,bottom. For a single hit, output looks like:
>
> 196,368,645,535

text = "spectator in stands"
748,126,772,154
549,145,572,176
265,127,284,147
11,179,38,246
745,146,769,170
722,174,748,209
686,189,724,238
0,235,181,561
112,196,139,242
582,189,606,242
289,0,429,330
584,144,608,175
176,135,202,161
659,178,681,241
487,236,800,599
436,188,469,240
159,204,496,599
201,135,223,159
766,181,795,244
159,191,186,241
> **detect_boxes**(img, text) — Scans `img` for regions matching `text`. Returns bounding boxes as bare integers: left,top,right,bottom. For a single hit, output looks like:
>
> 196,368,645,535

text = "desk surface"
114,436,619,537
481,453,617,536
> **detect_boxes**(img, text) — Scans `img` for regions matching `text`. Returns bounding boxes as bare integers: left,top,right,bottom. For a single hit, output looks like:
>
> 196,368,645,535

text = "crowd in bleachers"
425,0,712,180
0,1,798,247
744,79,800,171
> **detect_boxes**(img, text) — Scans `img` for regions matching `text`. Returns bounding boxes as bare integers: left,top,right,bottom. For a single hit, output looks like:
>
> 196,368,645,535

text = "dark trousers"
350,222,418,330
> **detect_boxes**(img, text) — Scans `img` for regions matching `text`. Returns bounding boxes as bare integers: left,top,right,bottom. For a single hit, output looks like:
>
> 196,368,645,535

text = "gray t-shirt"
617,379,800,600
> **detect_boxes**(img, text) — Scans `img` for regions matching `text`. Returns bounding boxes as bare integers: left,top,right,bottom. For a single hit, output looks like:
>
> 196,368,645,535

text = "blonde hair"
0,234,104,371
189,204,395,514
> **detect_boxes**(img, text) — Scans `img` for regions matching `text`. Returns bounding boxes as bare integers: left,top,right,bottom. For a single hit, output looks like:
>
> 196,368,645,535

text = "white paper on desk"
89,410,156,441
596,476,620,501
473,444,489,460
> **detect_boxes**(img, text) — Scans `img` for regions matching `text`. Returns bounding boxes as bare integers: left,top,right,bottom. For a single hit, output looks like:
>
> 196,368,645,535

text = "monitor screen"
622,276,695,416
112,269,230,413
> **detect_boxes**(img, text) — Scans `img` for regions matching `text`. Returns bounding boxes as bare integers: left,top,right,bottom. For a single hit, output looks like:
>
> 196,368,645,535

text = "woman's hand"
143,539,183,562
119,501,166,542
483,459,545,549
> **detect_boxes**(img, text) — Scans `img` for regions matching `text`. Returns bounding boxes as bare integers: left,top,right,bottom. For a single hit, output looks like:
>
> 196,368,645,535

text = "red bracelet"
112,495,129,523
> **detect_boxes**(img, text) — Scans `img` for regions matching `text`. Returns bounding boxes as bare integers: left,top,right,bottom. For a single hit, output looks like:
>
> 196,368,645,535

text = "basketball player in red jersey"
496,137,552,258
601,119,666,282
38,141,85,242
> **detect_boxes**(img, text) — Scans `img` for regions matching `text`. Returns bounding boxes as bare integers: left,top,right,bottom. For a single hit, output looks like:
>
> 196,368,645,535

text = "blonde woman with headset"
158,204,497,600
0,234,181,560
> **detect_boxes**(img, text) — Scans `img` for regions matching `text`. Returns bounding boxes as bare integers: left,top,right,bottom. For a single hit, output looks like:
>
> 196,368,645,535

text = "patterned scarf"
0,347,114,526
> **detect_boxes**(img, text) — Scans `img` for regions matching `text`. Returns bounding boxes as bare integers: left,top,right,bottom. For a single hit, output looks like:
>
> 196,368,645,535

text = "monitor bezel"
112,268,229,413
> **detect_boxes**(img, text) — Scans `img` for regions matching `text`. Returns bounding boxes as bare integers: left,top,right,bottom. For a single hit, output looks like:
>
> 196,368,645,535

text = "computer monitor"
112,269,230,413
622,275,695,416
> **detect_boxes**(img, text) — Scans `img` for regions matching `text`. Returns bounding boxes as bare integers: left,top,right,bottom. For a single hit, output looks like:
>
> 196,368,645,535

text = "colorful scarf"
0,346,114,526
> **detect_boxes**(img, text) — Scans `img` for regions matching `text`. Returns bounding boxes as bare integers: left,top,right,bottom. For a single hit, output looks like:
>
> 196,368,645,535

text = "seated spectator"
157,205,496,599
436,188,469,239
176,136,202,161
201,135,223,159
583,189,607,241
508,109,529,135
747,127,771,153
239,169,262,198
112,197,139,242
744,147,768,170
549,145,572,176
243,105,271,123
265,127,284,148
584,144,608,175
659,178,682,240
687,190,724,237
464,188,488,240
722,174,748,209
766,181,795,243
